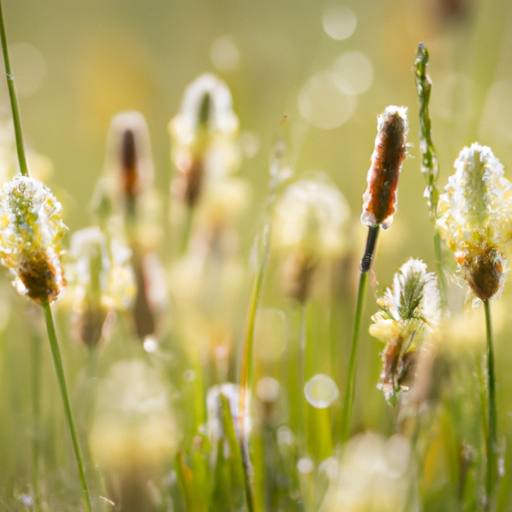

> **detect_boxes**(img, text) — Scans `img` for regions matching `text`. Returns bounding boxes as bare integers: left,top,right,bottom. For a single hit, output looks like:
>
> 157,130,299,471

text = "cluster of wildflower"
67,226,136,347
369,258,440,406
0,176,67,304
272,176,349,301
437,143,512,301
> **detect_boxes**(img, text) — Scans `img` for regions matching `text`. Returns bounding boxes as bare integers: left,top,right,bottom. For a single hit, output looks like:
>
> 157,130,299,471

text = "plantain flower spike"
437,143,512,301
169,73,239,208
369,258,440,406
361,106,408,229
69,227,136,347
0,175,66,304
106,111,154,219
272,176,350,302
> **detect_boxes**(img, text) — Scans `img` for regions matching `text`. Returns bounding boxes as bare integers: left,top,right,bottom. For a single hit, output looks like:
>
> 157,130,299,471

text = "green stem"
483,299,498,510
31,333,43,512
42,301,93,512
434,228,448,309
414,43,439,221
238,223,270,512
414,44,449,310
340,270,368,443
340,226,378,443
0,0,29,177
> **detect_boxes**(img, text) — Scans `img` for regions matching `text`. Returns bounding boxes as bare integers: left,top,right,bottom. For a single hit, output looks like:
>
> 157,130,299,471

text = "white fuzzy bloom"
437,143,512,254
69,226,135,312
437,143,512,300
273,177,350,258
319,433,414,512
370,258,440,405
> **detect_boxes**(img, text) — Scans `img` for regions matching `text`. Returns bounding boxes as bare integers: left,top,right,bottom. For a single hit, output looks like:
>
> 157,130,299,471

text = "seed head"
272,176,350,301
169,73,239,208
437,143,512,300
369,258,440,406
0,176,66,304
361,106,408,229
68,227,136,347
106,111,154,216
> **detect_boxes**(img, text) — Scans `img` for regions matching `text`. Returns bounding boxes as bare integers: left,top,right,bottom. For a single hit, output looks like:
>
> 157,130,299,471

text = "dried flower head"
361,106,408,229
0,175,67,304
169,73,239,207
369,258,440,406
437,143,512,300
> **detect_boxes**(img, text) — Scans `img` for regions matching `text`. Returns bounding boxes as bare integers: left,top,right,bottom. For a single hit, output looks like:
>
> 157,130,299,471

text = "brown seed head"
361,106,408,229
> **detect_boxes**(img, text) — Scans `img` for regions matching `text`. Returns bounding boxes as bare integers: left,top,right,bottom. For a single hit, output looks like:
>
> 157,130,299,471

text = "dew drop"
322,6,357,41
9,42,46,97
297,457,315,475
210,36,240,72
256,376,280,403
304,373,339,408
333,51,374,96
299,71,356,130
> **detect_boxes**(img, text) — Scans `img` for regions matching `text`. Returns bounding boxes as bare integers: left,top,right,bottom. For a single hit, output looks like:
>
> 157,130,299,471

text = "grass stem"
0,0,29,177
484,299,498,510
340,225,378,443
31,332,43,512
238,222,271,512
42,301,93,512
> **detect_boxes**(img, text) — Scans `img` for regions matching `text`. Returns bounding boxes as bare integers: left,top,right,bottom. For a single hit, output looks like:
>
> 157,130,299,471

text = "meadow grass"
0,3,511,512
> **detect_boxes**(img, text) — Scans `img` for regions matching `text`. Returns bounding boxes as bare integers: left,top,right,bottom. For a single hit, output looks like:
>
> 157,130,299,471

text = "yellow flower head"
437,143,512,300
0,175,66,304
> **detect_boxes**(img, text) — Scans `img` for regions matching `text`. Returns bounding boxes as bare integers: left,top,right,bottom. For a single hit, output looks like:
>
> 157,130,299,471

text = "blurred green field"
1,0,512,510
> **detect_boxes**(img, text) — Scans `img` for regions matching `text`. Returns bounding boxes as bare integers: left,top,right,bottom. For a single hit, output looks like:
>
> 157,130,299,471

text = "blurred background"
3,0,511,256
1,0,512,508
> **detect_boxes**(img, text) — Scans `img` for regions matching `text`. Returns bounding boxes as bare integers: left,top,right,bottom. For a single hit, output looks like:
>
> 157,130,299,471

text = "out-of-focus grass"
0,0,512,511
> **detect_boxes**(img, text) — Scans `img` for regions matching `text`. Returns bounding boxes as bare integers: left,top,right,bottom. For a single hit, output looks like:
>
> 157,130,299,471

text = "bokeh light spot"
333,51,373,95
304,373,339,408
9,42,46,97
322,5,357,41
210,36,240,72
299,71,356,129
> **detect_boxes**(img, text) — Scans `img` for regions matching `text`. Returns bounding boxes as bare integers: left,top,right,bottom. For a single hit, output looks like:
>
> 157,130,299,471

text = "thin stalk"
0,0,29,177
238,222,271,512
483,299,498,510
434,228,448,309
31,333,43,512
42,301,93,512
340,226,379,443
297,304,307,455
414,44,448,309
180,206,194,254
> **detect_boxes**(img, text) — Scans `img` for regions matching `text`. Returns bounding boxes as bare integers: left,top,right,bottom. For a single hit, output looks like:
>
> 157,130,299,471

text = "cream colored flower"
272,175,350,301
437,143,512,300
169,73,240,207
319,432,414,512
273,176,350,259
0,175,66,304
369,258,440,405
